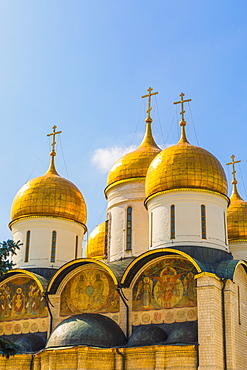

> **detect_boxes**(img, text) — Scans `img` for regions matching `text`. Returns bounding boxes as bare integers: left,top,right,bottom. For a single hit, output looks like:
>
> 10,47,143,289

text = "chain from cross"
226,155,241,182
141,87,158,119
47,125,62,155
173,93,192,122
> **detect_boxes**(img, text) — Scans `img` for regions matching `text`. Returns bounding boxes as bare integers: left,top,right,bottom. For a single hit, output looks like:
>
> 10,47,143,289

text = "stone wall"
0,344,197,370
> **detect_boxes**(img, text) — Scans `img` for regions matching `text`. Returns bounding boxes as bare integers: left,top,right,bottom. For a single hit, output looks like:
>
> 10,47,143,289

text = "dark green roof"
46,313,126,348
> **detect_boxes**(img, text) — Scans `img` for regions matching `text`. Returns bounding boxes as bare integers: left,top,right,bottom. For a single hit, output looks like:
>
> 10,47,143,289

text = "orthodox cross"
226,155,241,182
173,93,192,122
141,87,158,119
47,125,62,154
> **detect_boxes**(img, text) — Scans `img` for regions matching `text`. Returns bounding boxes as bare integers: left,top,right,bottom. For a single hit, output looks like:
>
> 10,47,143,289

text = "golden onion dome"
227,181,247,242
85,222,106,259
10,156,87,228
145,120,228,200
106,118,161,191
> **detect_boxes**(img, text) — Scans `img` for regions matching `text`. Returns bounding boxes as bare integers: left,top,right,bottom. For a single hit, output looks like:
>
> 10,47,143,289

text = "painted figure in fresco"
135,276,153,308
183,272,196,302
4,286,11,317
0,285,11,318
60,269,119,315
26,284,40,315
91,273,104,305
152,267,184,308
12,288,25,316
76,275,85,296
0,294,5,318
0,286,9,317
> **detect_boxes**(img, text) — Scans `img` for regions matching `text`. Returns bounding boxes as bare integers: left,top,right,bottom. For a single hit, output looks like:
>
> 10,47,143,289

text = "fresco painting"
60,268,119,315
133,257,197,311
0,277,47,320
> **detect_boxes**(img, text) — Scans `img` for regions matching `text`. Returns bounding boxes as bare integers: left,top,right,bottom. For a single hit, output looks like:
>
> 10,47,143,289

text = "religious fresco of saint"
0,277,47,320
60,268,119,315
133,257,197,311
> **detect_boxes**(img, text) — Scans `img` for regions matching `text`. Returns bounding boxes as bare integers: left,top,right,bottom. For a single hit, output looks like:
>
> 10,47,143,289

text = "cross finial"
173,92,192,123
226,155,241,184
47,125,62,157
141,87,158,120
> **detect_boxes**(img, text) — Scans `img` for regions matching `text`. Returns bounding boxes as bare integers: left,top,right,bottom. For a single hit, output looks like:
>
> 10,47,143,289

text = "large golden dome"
106,118,161,191
85,222,106,259
145,122,228,200
10,157,87,228
227,182,247,241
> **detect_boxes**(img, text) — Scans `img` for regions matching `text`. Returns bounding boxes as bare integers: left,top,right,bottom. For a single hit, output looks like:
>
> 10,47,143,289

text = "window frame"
201,205,206,239
25,230,31,262
170,205,175,239
50,230,57,263
126,206,132,250
75,235,78,259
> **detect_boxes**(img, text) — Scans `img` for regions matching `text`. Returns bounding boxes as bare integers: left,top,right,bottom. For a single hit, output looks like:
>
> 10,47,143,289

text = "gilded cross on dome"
226,155,241,183
141,87,158,120
173,93,192,123
47,125,62,156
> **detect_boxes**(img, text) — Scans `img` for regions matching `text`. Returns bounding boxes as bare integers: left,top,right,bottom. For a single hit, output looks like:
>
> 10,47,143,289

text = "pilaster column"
224,279,237,370
196,272,224,370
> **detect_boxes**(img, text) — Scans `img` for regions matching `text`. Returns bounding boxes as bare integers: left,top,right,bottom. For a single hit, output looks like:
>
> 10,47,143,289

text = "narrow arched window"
75,235,78,259
105,213,111,257
126,206,132,250
223,211,227,245
25,230,31,262
201,205,206,239
170,205,175,239
50,231,57,263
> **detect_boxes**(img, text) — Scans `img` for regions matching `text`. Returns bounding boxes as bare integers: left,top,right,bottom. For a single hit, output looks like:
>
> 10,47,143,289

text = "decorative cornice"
145,188,230,208
9,215,87,231
105,177,145,198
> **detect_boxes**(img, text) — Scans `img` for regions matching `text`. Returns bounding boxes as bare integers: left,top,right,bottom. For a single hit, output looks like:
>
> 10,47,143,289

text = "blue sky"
1,1,247,243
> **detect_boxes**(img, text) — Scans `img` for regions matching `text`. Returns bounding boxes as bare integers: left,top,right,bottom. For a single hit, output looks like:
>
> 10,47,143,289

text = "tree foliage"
0,338,21,358
0,240,21,277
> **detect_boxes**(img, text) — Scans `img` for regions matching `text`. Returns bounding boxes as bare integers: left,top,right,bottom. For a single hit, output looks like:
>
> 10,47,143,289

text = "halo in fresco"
60,268,119,315
0,277,47,320
133,257,197,311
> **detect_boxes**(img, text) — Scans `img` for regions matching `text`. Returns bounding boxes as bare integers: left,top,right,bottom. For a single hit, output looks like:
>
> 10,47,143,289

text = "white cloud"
91,145,136,173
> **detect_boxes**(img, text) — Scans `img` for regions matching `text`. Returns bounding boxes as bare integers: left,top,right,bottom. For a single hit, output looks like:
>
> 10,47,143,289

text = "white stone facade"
11,217,85,269
229,240,247,260
106,180,149,261
146,190,229,251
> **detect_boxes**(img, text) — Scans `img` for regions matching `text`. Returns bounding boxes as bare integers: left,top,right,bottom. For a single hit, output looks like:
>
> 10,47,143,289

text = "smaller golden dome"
10,157,87,227
85,222,106,259
227,182,247,241
145,121,228,199
106,118,161,190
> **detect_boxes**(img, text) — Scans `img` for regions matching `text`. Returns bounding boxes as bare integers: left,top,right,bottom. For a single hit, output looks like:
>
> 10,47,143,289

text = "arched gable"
47,259,120,323
126,250,199,328
232,260,247,281
0,270,48,340
4,269,47,292
121,248,202,288
47,258,118,294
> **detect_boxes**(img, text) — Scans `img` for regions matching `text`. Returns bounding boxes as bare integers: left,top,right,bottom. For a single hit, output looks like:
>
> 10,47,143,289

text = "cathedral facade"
0,91,247,370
